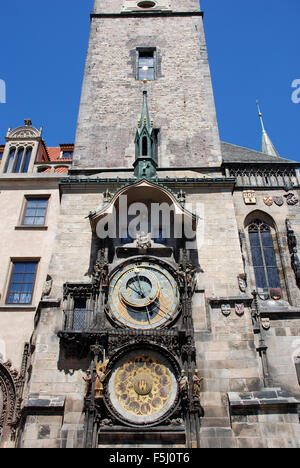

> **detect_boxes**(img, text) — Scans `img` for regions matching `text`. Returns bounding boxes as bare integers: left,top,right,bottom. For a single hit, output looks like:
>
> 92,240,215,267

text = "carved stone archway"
0,362,17,447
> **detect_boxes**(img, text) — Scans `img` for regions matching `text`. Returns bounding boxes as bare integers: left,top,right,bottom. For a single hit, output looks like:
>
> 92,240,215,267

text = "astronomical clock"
107,261,179,330
103,257,184,432
60,90,202,448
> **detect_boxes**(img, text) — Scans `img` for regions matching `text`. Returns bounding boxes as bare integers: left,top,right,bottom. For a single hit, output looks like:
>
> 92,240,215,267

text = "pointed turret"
256,101,279,157
133,84,158,179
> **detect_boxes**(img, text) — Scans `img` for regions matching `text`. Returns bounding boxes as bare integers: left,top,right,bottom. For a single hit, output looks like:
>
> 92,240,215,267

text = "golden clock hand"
127,284,142,296
153,300,171,317
145,305,152,324
134,269,146,298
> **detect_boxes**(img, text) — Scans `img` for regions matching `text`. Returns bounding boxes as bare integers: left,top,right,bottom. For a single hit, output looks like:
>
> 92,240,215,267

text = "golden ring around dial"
119,268,160,309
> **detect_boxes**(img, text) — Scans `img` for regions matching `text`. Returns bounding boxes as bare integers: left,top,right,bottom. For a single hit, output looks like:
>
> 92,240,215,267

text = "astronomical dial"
106,350,179,426
108,261,179,329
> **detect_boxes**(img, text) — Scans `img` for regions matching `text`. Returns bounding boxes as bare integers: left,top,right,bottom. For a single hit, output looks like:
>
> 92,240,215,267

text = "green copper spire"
256,100,279,157
133,84,158,179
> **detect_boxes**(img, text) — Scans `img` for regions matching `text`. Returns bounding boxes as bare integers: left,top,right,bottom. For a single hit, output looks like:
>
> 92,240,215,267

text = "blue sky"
0,0,299,161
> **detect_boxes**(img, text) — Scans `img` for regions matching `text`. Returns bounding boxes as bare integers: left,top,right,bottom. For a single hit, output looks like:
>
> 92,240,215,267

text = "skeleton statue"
93,262,109,289
176,264,199,293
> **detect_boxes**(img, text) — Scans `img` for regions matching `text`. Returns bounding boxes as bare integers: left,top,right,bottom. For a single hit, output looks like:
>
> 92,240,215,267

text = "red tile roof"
54,166,69,173
46,145,73,162
47,147,61,161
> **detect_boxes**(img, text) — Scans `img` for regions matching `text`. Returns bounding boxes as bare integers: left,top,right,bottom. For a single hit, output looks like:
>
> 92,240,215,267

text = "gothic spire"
138,83,152,135
256,100,279,157
133,84,158,179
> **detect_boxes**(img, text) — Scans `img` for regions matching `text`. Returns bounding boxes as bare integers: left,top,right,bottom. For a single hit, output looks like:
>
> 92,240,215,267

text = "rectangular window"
7,261,38,304
72,299,87,331
23,197,49,226
61,151,73,160
138,50,155,81
5,147,33,174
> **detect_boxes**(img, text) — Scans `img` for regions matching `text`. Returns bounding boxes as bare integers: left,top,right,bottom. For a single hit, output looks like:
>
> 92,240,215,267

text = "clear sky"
0,0,299,161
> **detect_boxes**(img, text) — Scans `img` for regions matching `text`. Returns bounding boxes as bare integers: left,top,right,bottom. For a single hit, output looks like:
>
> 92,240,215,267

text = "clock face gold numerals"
108,261,179,329
107,351,178,426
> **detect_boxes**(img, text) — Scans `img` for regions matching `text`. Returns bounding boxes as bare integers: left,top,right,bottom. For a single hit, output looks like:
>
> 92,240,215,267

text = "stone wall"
74,13,221,169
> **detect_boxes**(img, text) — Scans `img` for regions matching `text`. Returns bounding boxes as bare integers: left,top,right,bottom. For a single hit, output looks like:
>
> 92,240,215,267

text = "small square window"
7,261,38,304
22,197,49,226
138,50,155,81
61,151,73,160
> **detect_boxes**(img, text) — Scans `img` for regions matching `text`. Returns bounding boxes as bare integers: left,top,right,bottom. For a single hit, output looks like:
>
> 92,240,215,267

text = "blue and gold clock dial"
108,261,179,329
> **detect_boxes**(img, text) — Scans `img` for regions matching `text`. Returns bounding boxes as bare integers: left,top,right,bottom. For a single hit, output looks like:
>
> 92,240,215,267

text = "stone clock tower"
15,0,300,450
74,0,222,169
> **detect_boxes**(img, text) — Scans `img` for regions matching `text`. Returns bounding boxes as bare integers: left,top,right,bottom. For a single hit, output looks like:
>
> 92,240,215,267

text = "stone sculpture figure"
83,370,92,395
94,359,110,400
136,231,152,251
42,275,53,298
178,370,189,396
192,369,203,399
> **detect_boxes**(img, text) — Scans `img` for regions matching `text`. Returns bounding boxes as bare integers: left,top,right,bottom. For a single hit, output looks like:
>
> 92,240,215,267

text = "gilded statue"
94,358,110,399
192,369,203,399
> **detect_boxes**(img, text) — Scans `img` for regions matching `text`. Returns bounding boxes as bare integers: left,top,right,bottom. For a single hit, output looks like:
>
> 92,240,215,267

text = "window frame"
247,218,281,292
6,259,39,306
18,195,50,228
61,151,73,160
136,47,157,81
4,146,33,174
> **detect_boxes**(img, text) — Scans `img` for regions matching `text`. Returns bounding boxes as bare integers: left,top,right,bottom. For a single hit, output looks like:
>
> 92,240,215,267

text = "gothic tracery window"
248,219,281,290
4,146,32,174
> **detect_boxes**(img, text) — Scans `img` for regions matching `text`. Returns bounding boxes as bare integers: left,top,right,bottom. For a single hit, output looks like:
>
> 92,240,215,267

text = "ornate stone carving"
136,231,152,251
238,274,247,293
177,190,186,206
0,348,30,446
286,219,300,287
235,303,245,316
178,370,189,396
42,275,53,298
243,190,256,205
273,196,284,207
263,196,273,207
7,124,41,140
285,193,299,206
221,304,231,317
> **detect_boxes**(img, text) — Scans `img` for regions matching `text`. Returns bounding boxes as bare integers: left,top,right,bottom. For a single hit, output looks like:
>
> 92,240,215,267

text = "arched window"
5,147,16,173
14,147,24,173
248,219,280,290
4,146,33,173
22,147,32,173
